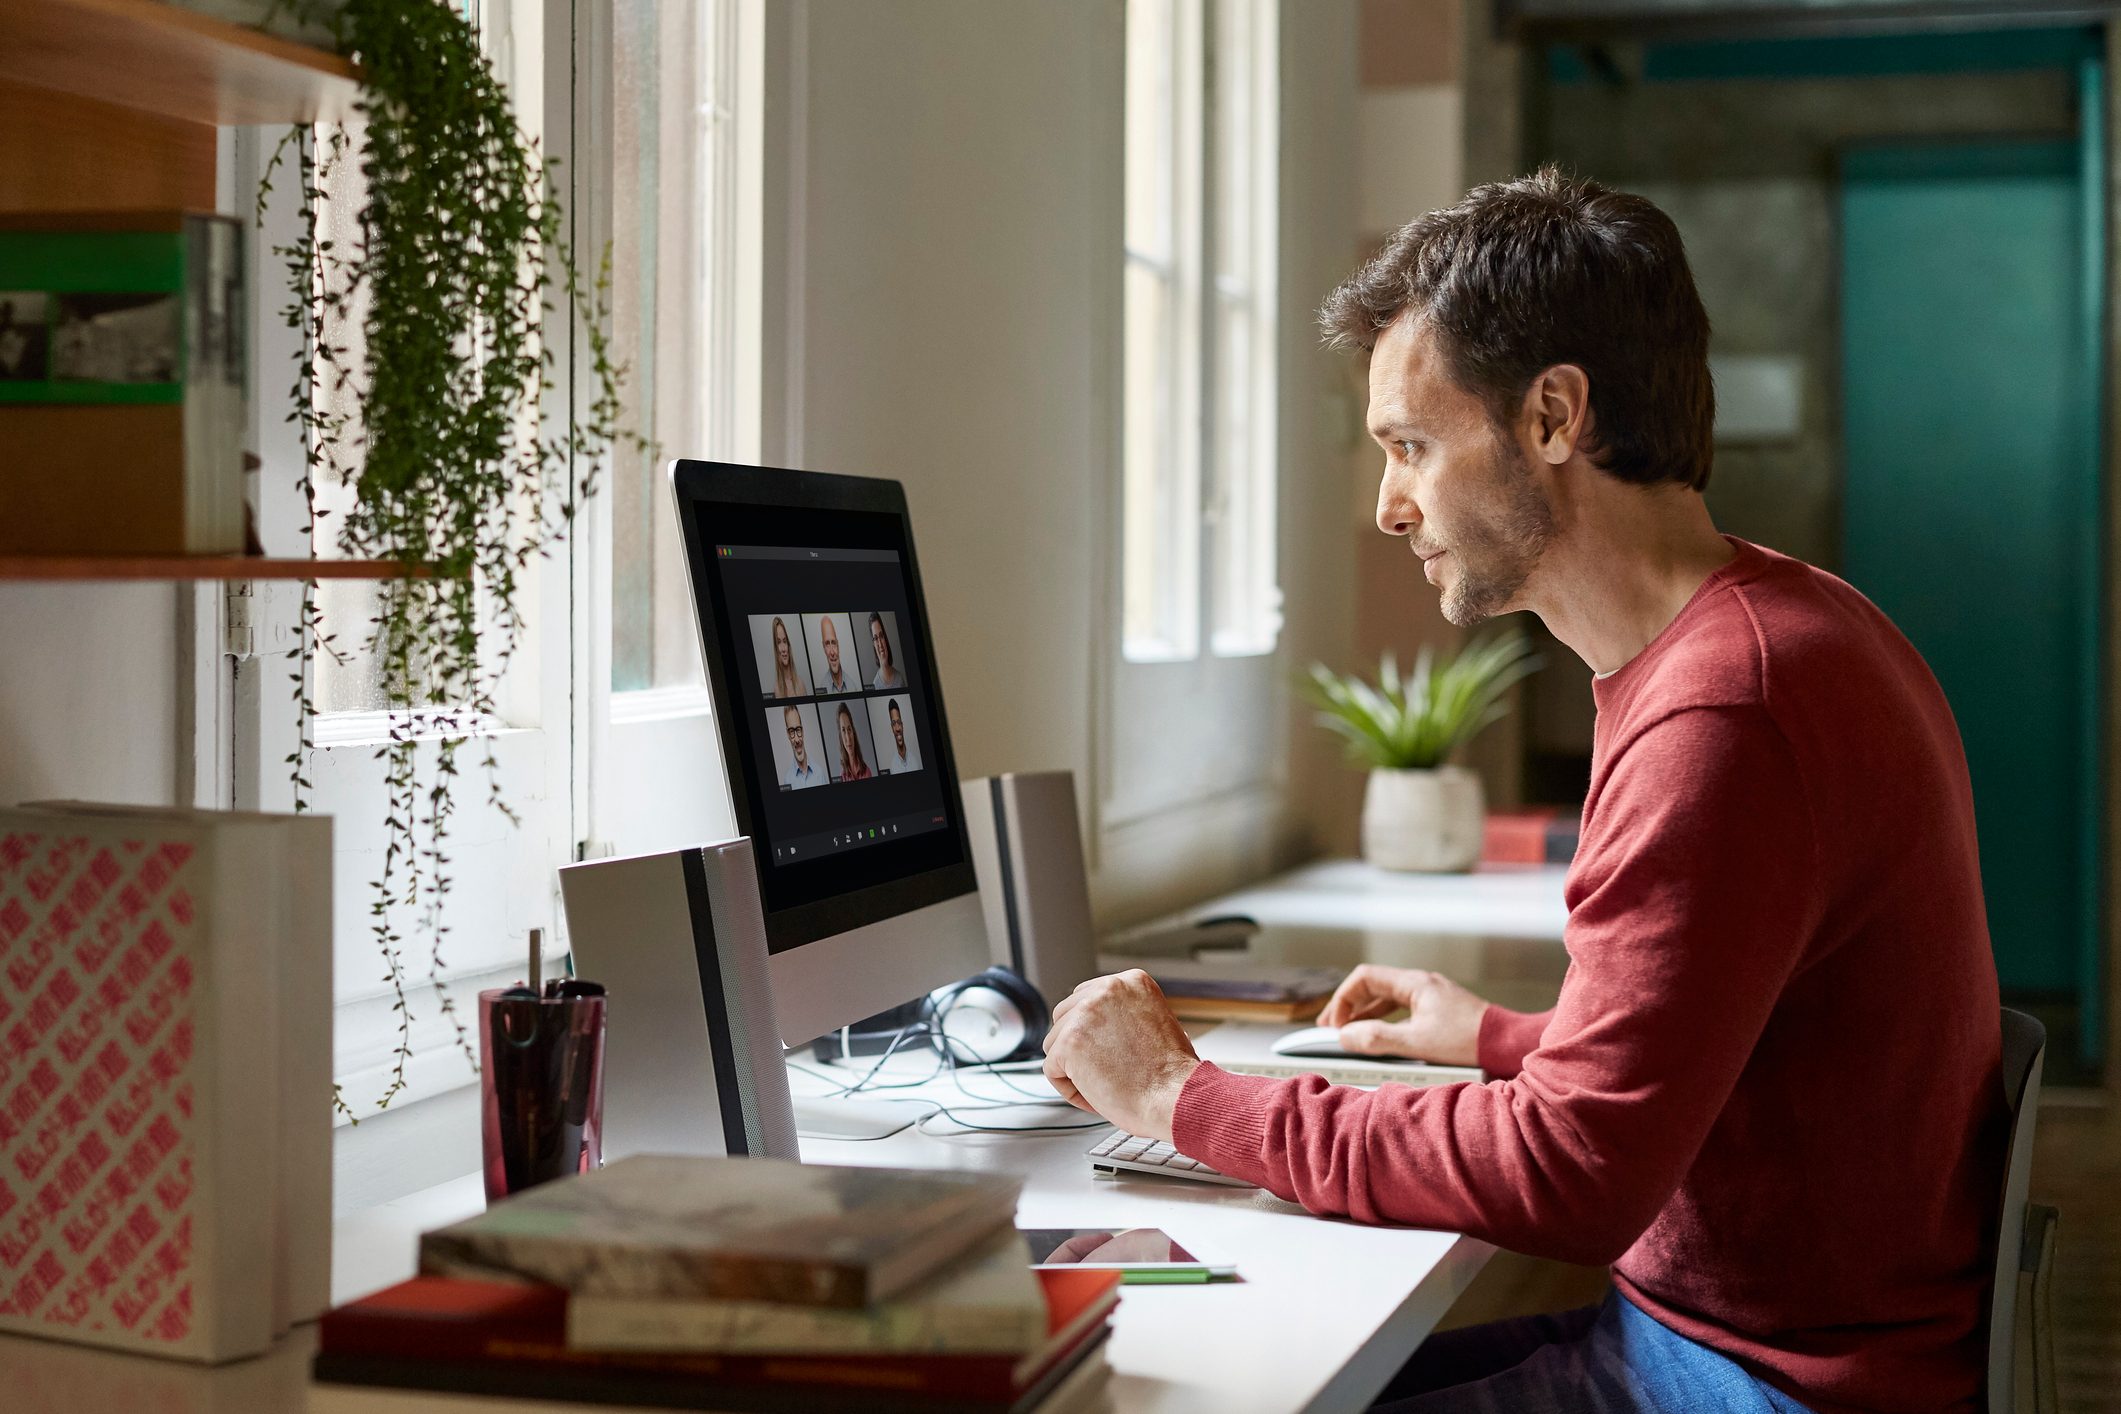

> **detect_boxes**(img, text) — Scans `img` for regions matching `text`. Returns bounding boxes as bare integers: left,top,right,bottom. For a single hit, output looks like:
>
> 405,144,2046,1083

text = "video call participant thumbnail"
828,700,879,782
804,611,858,695
750,614,811,699
860,611,907,690
767,703,827,790
866,694,922,774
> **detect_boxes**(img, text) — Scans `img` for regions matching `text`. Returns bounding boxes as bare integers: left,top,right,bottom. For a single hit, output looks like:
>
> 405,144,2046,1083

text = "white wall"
1277,3,1366,880
785,0,1104,790
783,0,1359,920
1359,84,1462,235
0,587,184,806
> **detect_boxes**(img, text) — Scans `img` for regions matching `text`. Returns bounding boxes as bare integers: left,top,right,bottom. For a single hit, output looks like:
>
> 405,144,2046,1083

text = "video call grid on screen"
710,542,951,880
747,609,911,701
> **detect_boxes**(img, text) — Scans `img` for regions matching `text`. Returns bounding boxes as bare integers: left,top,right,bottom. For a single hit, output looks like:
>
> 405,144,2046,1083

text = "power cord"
914,1105,1110,1137
790,997,1109,1137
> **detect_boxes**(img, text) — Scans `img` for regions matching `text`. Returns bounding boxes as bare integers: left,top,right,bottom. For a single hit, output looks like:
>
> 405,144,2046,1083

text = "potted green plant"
263,0,627,1111
1303,629,1540,872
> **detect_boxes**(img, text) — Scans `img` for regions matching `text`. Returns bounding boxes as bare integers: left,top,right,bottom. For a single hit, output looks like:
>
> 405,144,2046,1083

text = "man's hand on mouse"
1042,970,1201,1142
1315,964,1489,1066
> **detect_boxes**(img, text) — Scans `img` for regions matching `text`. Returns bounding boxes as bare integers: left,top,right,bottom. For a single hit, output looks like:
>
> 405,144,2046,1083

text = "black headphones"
926,965,1050,1065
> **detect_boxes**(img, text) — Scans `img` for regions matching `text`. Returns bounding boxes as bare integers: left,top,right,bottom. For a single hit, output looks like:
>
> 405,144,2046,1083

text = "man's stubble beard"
1435,438,1555,627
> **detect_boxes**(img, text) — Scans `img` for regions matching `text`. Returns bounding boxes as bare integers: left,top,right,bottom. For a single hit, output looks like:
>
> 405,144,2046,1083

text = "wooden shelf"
0,556,435,581
0,0,360,129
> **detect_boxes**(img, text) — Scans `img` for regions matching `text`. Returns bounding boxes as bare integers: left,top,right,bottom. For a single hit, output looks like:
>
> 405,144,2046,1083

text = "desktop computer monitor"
668,459,992,1046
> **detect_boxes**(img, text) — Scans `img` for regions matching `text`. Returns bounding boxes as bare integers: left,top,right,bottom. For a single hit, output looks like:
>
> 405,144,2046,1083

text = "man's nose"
1377,475,1420,538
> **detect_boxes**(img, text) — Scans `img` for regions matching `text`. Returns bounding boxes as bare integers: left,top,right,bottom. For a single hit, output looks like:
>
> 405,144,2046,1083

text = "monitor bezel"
668,458,981,954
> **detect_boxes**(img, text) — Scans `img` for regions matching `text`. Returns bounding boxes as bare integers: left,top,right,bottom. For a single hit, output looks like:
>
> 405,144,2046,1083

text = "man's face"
889,705,905,753
821,618,841,674
1368,314,1554,626
784,709,806,767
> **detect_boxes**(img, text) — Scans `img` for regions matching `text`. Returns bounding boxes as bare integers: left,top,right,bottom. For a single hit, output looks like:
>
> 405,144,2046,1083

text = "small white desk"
1126,859,1570,1018
0,858,1568,1413
1175,858,1569,943
789,1061,1495,1414
0,1061,1495,1414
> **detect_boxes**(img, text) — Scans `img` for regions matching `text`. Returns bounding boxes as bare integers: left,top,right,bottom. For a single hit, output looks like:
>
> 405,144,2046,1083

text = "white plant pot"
1362,765,1485,873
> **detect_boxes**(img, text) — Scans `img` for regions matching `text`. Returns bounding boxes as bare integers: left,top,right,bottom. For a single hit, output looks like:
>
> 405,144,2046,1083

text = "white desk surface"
1124,859,1571,1020
788,1061,1495,1414
1171,858,1568,943
0,1058,1495,1414
0,859,1567,1413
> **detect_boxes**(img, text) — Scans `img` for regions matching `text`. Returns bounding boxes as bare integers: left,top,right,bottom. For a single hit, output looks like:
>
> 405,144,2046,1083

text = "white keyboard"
1086,1131,1255,1187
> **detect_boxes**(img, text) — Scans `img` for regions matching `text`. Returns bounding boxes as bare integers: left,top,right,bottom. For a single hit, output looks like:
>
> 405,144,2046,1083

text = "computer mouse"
1269,1025,1361,1060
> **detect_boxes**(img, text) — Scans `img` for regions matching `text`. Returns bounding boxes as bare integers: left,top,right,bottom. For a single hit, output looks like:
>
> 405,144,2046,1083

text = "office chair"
1989,1008,2059,1414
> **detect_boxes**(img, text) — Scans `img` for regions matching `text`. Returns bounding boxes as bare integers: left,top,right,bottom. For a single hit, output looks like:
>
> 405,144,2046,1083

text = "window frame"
577,0,764,864
1121,0,1280,667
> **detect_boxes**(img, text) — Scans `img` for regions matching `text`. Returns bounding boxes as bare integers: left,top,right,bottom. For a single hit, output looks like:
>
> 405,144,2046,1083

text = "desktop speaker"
557,839,800,1162
959,771,1101,1018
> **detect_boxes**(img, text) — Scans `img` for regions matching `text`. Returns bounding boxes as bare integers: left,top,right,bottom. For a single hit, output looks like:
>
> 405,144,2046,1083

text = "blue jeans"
1372,1291,1816,1414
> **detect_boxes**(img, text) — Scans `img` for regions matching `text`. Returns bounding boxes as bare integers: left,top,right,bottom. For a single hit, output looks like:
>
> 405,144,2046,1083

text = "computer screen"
670,462,984,972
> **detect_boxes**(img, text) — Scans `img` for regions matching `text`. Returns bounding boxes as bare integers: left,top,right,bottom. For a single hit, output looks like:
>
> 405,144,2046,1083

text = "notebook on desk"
1191,1022,1485,1089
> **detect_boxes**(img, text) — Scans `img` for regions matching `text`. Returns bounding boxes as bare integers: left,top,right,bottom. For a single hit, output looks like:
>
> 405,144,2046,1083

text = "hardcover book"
1481,809,1580,866
565,1227,1047,1355
1094,956,1343,1006
0,811,286,1361
1165,994,1335,1024
308,1336,1113,1414
0,211,247,555
316,1265,1120,1404
417,1155,1021,1309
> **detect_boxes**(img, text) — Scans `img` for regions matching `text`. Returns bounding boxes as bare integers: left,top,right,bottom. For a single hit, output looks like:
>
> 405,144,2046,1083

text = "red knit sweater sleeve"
1171,706,1823,1265
1477,1005,1554,1080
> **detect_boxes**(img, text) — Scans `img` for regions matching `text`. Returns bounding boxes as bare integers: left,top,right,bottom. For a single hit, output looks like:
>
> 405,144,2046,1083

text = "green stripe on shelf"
0,232,187,291
0,384,184,405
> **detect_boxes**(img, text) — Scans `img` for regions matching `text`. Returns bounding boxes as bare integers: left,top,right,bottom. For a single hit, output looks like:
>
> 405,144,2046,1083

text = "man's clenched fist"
1042,970,1201,1142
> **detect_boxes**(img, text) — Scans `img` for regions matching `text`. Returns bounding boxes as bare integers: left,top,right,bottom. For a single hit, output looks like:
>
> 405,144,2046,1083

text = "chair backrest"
1988,1007,2047,1413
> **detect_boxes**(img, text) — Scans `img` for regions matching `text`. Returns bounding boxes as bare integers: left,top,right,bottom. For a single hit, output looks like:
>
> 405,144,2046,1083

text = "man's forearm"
1476,1006,1555,1080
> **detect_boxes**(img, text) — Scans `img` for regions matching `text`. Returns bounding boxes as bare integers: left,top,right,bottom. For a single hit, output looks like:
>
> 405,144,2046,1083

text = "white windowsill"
611,681,716,725
312,708,522,749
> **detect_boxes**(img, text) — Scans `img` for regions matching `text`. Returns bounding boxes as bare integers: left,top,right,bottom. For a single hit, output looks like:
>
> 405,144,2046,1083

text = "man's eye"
1399,439,1419,461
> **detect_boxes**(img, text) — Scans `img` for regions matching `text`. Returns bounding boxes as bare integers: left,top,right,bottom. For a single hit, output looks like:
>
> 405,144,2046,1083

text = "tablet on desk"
1021,1227,1237,1282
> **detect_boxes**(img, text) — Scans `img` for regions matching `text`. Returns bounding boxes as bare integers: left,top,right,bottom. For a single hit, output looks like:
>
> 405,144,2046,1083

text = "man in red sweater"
1043,169,2005,1413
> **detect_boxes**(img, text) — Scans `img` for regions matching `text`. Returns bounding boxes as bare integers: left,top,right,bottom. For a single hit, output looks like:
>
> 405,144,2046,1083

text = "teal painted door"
1840,138,2104,1067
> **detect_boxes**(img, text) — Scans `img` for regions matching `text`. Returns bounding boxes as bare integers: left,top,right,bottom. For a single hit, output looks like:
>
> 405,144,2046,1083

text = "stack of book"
311,1155,1120,1413
1481,808,1580,866
0,211,249,556
1096,954,1343,1023
0,803,334,1362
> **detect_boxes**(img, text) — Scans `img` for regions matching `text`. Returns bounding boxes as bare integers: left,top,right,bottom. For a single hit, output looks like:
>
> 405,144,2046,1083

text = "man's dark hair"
1320,166,1714,491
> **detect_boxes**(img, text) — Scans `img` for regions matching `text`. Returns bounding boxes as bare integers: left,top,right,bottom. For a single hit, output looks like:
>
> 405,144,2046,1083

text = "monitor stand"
792,1094,928,1141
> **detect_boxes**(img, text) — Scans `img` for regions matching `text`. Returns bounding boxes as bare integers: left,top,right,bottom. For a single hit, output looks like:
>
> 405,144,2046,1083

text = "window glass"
610,0,737,690
1122,0,1278,665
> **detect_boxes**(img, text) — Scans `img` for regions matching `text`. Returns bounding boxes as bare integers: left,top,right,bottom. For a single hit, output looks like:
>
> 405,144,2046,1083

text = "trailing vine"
259,0,626,1113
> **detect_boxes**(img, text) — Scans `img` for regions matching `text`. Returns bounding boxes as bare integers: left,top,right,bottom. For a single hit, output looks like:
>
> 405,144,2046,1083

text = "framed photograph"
52,292,180,385
0,292,51,382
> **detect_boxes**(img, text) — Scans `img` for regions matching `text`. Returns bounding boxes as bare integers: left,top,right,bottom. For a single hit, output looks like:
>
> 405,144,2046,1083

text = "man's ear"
1520,364,1591,466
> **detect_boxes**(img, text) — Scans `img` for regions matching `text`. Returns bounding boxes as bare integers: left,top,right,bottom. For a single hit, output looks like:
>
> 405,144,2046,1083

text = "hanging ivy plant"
261,0,626,1113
